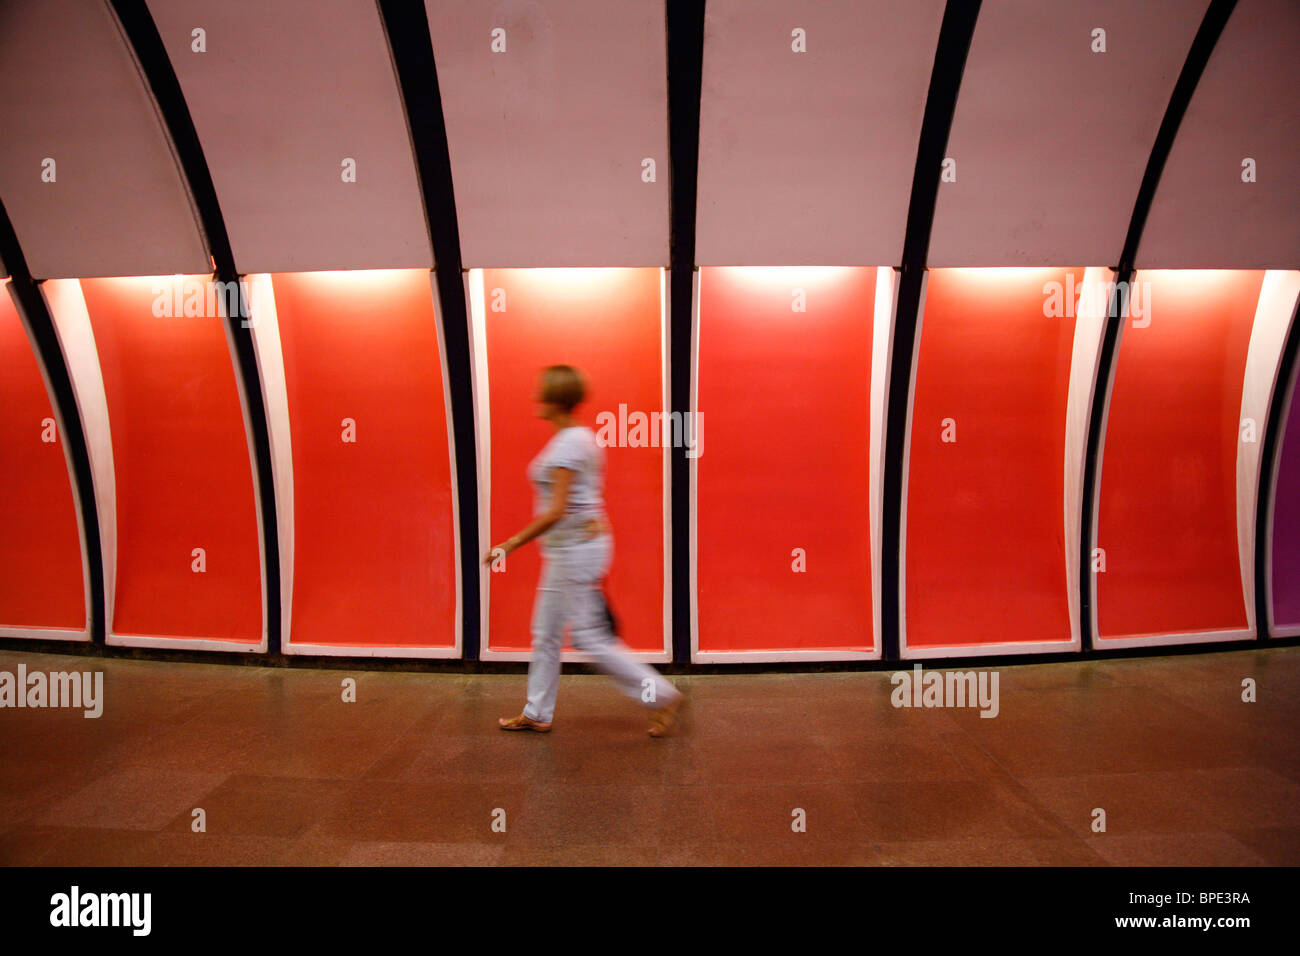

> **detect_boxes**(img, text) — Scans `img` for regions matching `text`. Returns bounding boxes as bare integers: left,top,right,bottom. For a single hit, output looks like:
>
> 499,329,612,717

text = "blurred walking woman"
485,365,685,737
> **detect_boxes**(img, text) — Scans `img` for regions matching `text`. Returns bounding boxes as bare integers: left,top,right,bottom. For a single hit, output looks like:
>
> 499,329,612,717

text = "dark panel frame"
881,0,982,660
379,0,482,659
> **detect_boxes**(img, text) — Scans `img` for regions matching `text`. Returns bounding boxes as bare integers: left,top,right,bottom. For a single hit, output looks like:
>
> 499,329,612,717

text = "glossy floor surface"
1,647,1297,866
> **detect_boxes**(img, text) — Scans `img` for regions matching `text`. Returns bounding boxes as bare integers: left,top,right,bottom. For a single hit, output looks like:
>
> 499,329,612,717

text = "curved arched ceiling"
0,0,210,279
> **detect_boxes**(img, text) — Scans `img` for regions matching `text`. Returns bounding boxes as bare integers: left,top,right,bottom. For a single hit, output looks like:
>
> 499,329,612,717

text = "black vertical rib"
110,0,282,652
1113,0,1237,281
109,0,232,271
666,0,706,665
378,0,482,660
1078,0,1237,650
1255,299,1300,640
0,198,106,644
880,0,981,661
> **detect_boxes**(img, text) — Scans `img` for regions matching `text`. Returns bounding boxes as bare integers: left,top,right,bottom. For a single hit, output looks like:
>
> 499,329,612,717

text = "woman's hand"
483,537,519,564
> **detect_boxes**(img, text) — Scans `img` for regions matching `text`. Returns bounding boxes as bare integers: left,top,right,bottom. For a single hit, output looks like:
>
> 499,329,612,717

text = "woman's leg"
566,536,680,709
522,558,567,724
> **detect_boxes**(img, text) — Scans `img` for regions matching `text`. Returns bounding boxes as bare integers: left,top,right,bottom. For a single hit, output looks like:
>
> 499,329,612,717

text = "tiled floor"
1,646,1298,865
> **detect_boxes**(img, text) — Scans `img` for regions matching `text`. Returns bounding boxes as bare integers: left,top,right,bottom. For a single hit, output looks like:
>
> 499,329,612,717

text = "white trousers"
522,533,677,723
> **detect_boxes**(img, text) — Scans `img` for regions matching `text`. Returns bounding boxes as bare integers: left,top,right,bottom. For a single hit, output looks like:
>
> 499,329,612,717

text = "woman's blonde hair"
538,365,587,412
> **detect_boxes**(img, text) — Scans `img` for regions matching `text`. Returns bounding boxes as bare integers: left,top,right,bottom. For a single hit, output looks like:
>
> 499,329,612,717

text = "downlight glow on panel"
470,267,650,297
933,266,1118,320
938,266,1078,285
701,265,867,293
271,269,424,295
102,274,277,324
1135,269,1245,293
99,274,220,319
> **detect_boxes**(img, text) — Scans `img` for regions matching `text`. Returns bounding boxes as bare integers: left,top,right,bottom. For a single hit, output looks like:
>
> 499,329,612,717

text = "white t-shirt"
527,426,607,549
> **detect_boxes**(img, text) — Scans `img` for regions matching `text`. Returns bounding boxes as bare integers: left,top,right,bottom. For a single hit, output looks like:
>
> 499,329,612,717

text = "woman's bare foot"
499,713,552,733
648,691,687,738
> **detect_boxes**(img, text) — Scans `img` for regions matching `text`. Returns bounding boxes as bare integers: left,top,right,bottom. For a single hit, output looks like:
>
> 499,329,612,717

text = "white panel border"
471,267,672,664
901,268,1089,660
690,266,888,663
43,278,116,644
1236,271,1300,633
1091,270,1270,650
1063,268,1114,650
268,271,463,658
45,277,269,652
246,274,295,652
1256,272,1300,638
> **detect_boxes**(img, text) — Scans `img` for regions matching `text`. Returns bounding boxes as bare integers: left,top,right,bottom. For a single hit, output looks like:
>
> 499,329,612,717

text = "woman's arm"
483,466,573,562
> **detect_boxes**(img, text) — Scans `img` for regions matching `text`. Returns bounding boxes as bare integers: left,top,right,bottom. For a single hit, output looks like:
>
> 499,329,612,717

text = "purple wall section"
1273,375,1300,629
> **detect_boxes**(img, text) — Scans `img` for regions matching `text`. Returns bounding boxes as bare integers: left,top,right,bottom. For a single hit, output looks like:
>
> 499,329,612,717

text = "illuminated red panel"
0,286,84,631
483,268,664,653
1096,270,1262,639
906,268,1079,648
81,277,261,642
271,270,457,648
696,266,875,654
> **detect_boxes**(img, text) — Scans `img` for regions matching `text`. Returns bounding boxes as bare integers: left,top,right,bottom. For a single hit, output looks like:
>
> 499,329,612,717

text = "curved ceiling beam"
880,0,982,660
667,0,706,664
377,0,482,661
1079,0,1238,650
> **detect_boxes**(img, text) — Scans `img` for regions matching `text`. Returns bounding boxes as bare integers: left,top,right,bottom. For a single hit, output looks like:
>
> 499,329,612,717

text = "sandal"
648,692,687,738
499,712,552,733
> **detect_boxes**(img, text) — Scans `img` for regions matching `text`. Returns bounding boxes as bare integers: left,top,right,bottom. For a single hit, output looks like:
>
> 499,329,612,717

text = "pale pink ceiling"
147,0,432,273
929,0,1208,268
1138,0,1300,269
1,1,1294,278
696,0,945,266
427,0,670,268
0,0,210,279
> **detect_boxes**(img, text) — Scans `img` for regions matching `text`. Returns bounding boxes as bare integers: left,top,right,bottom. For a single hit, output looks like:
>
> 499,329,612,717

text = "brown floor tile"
654,840,860,866
342,841,506,866
1017,767,1300,837
510,784,666,847
316,781,526,844
1221,826,1300,865
157,774,352,839
501,844,656,866
855,838,1044,866
702,782,869,845
1087,831,1269,866
2,646,1297,865
33,767,228,831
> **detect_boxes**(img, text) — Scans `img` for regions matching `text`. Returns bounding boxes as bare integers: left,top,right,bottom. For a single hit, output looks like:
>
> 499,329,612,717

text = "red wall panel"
81,276,261,642
906,268,1079,648
483,268,664,654
271,270,457,649
0,285,84,631
695,266,875,654
1096,270,1262,640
